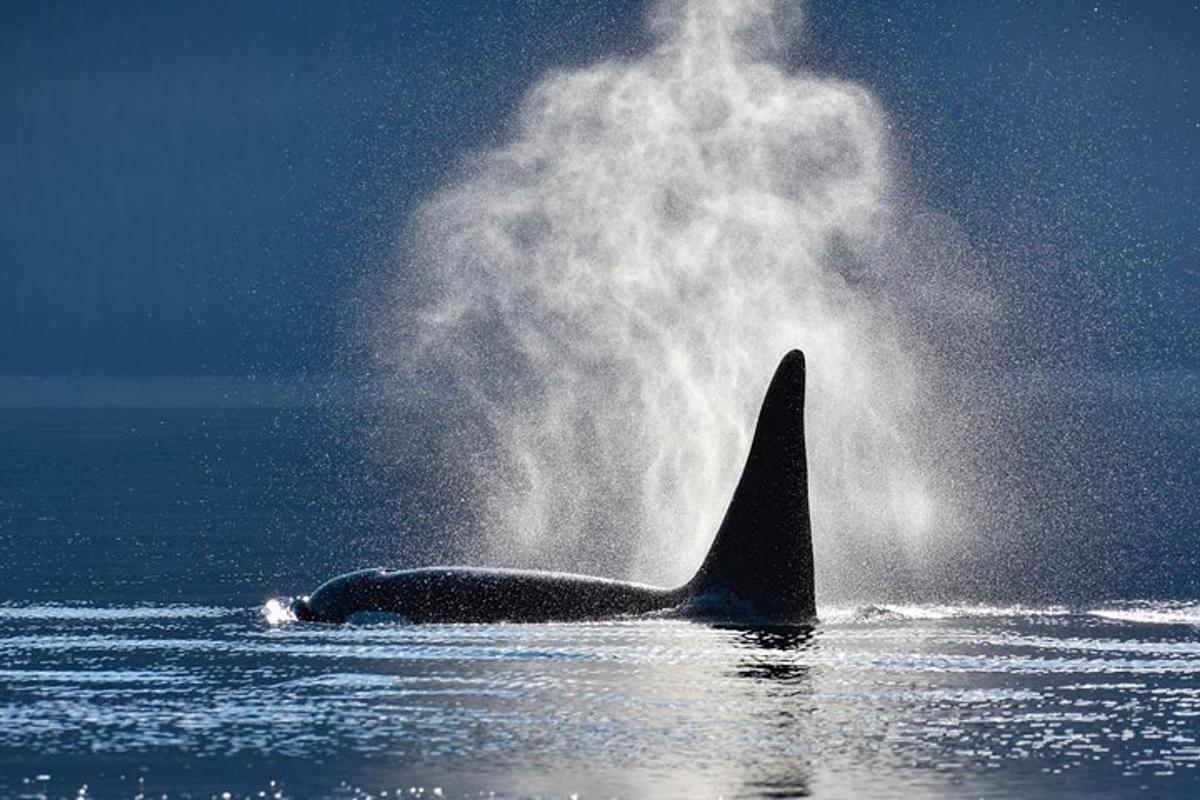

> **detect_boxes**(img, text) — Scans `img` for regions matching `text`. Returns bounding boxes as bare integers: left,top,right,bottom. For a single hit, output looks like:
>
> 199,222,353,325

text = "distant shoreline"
0,368,1194,408
0,376,348,408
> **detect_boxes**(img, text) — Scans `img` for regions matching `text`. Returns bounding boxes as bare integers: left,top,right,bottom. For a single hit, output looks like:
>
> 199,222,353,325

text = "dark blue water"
0,403,366,606
1,389,1197,798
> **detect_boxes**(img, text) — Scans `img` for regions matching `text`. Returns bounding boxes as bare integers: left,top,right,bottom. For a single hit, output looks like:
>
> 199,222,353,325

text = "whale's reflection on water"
724,625,817,798
2,603,1200,799
727,624,816,682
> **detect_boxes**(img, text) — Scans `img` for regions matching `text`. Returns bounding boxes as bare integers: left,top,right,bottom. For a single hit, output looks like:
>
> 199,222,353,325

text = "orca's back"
294,349,816,625
687,350,815,620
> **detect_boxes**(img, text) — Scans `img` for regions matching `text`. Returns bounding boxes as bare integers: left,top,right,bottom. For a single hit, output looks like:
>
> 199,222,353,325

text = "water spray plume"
365,0,990,601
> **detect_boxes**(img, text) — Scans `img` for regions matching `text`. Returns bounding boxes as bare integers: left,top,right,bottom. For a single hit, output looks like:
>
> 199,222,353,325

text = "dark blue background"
1,0,648,376
2,0,1196,377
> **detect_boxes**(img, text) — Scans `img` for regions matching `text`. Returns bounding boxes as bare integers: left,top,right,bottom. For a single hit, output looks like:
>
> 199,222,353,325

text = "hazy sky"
2,0,1196,376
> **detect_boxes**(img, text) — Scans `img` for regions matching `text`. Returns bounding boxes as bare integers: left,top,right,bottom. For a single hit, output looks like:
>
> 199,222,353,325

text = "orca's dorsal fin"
686,349,815,620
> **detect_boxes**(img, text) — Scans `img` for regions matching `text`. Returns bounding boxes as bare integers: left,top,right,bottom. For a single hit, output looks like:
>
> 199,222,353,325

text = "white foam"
823,603,1070,623
1090,605,1200,627
262,598,298,626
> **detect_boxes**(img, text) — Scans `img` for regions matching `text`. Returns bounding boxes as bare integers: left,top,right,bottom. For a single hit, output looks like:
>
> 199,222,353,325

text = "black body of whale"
293,349,815,624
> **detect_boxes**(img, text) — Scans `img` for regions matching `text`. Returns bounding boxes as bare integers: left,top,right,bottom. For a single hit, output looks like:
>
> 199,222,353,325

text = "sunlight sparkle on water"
3,602,1200,798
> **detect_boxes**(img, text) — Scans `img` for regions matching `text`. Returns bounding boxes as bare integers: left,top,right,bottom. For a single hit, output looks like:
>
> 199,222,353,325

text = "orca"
291,349,815,624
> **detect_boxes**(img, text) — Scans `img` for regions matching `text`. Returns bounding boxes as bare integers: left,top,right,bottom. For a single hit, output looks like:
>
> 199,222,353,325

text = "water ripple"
2,602,1199,799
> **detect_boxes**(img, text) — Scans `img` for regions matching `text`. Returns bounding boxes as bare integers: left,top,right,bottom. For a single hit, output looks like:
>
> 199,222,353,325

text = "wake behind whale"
293,349,814,624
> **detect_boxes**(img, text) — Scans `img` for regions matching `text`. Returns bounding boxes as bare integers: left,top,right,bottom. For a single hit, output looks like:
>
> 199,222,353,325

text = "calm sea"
1,394,1198,799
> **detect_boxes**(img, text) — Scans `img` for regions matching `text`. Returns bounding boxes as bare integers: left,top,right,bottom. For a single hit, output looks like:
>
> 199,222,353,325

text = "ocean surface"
4,601,1200,799
2,398,1198,799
